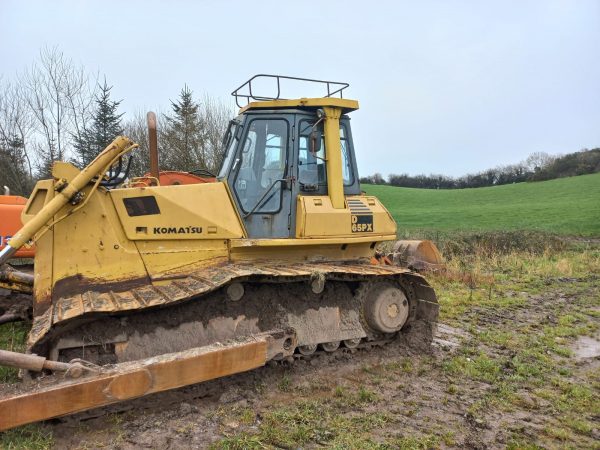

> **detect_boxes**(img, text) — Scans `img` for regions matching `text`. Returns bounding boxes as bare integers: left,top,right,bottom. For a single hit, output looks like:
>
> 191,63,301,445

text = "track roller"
321,341,340,352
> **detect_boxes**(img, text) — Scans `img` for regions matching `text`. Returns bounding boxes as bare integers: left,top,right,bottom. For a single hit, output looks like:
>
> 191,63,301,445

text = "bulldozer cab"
221,75,362,238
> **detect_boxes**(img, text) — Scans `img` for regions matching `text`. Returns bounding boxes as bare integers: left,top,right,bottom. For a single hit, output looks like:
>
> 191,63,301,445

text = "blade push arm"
0,136,137,265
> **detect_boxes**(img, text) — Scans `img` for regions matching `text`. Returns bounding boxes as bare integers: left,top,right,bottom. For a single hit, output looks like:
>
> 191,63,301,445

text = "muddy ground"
1,249,599,449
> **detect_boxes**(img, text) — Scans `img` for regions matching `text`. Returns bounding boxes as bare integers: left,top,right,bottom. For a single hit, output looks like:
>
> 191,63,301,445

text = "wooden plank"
0,338,267,431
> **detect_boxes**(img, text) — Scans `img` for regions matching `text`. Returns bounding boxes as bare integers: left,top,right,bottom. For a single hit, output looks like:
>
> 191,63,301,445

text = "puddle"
572,336,600,359
433,323,467,350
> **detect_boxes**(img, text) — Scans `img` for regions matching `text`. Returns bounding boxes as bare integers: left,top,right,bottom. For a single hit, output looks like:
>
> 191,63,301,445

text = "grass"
363,172,600,236
0,425,53,450
0,322,29,382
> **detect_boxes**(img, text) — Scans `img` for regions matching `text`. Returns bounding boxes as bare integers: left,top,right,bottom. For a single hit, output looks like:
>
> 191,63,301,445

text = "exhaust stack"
147,111,159,183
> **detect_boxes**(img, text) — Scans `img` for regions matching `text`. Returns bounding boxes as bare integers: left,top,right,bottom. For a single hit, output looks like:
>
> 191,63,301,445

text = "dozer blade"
0,330,295,431
390,240,444,272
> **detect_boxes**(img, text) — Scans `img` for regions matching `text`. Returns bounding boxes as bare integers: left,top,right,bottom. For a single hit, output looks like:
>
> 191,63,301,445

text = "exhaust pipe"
147,111,159,184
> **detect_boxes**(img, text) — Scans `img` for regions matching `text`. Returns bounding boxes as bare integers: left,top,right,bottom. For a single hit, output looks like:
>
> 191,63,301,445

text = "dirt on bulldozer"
34,262,438,365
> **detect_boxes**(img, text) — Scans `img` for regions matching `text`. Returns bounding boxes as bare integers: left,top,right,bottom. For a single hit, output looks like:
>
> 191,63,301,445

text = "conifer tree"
74,79,123,166
0,135,33,195
162,85,205,171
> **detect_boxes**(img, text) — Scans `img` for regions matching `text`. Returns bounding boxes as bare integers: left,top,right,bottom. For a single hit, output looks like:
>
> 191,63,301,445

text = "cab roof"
239,97,359,115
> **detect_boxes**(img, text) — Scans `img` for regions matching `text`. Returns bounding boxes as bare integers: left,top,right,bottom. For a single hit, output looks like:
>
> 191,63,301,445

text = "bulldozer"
0,75,441,431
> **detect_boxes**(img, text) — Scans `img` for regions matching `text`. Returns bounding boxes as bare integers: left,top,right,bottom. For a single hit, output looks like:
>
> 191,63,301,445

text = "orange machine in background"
0,195,34,258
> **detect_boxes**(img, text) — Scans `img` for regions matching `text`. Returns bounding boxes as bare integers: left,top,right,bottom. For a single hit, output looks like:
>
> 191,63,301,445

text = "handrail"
242,177,288,218
231,74,349,108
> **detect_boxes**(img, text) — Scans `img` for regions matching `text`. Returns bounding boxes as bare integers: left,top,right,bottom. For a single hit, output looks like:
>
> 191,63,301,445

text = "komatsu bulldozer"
0,75,440,430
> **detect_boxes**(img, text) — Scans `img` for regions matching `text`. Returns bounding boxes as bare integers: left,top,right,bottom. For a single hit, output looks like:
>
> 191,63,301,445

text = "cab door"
227,115,293,238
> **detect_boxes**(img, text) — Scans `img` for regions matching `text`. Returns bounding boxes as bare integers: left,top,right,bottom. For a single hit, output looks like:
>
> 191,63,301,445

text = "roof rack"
231,74,349,108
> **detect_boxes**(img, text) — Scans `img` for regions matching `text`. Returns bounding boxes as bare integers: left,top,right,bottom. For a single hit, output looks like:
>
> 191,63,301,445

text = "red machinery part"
0,196,35,258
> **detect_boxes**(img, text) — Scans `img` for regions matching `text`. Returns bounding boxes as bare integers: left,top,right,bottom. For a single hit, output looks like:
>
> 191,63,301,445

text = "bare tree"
525,151,555,172
0,78,35,195
198,94,234,173
21,47,97,176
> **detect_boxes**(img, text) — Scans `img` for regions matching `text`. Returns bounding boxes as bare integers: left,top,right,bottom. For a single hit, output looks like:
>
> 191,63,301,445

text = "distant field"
363,173,600,236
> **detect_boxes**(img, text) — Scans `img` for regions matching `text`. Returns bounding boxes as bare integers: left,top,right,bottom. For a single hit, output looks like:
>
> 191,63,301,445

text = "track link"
42,269,437,367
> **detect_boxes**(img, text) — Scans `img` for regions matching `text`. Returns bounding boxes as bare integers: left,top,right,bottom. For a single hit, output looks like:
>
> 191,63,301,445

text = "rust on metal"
51,273,151,305
147,111,159,183
0,265,34,294
0,336,270,431
0,349,73,373
390,240,444,271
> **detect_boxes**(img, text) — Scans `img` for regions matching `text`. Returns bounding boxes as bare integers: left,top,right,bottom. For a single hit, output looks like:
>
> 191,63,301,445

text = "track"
45,274,437,366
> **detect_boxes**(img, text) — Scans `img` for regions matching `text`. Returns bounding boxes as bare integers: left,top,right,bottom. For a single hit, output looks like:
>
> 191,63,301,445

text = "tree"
162,85,203,171
161,87,232,173
197,94,233,173
0,135,33,196
73,79,124,166
525,151,555,173
22,47,96,176
0,79,35,194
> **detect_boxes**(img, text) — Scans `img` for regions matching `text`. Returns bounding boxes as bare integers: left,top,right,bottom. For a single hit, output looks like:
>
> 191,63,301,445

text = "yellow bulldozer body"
24,169,396,313
0,78,440,430
20,98,396,322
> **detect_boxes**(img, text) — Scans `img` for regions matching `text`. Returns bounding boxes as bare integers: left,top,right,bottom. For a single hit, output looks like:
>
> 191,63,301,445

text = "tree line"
360,149,600,189
0,47,232,196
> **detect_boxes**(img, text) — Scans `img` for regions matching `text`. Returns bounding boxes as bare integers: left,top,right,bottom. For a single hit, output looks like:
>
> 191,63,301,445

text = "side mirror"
309,130,322,155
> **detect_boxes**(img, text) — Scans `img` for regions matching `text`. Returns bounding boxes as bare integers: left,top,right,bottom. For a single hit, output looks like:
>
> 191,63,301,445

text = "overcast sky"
1,0,599,177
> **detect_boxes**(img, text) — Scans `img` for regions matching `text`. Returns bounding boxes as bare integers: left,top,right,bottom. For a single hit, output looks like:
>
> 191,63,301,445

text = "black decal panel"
351,214,373,233
123,196,160,216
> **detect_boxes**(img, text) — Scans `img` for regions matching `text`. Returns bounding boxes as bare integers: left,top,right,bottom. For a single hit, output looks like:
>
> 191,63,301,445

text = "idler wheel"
362,282,409,334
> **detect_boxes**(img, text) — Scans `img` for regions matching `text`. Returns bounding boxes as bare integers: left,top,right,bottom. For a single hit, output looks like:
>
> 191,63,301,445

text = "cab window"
298,123,326,189
233,119,288,213
298,121,354,189
340,124,353,186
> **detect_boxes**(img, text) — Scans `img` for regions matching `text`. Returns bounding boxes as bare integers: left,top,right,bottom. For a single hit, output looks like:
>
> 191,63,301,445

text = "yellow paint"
110,182,244,240
51,161,80,183
322,106,344,209
9,137,136,250
136,240,229,280
229,241,376,263
239,97,359,114
295,195,397,238
229,235,394,248
50,188,149,286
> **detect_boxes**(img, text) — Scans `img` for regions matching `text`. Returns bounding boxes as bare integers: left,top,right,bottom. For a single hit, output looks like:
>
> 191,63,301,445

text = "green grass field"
363,173,600,236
